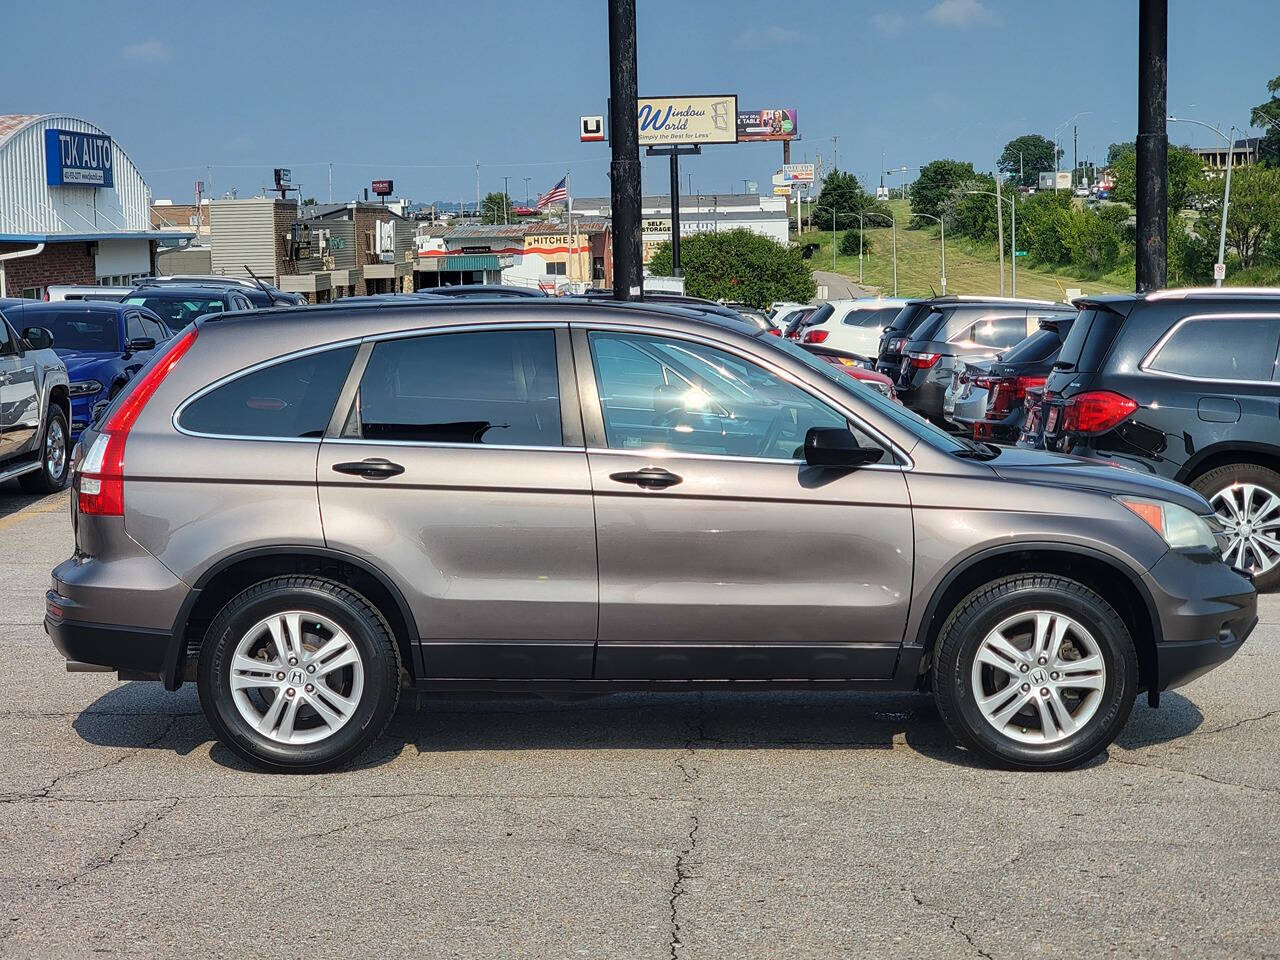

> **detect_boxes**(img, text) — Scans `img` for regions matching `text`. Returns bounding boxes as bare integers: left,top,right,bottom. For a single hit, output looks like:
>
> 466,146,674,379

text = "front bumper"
1144,548,1257,691
69,394,101,438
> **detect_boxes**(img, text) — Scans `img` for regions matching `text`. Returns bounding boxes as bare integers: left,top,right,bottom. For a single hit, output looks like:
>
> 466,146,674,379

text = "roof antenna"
242,264,285,305
927,283,937,298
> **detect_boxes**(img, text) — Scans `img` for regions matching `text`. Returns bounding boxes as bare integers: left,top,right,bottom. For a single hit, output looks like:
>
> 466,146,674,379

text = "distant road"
813,270,878,300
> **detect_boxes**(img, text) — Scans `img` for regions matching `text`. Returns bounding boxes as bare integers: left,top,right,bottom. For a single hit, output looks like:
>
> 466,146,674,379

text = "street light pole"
857,211,864,284
995,175,1005,295
967,189,1018,297
913,212,947,296
1168,116,1238,286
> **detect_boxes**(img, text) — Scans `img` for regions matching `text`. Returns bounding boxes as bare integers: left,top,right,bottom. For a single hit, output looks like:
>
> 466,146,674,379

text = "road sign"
773,185,792,196
1015,250,1028,257
1214,262,1226,281
580,116,605,142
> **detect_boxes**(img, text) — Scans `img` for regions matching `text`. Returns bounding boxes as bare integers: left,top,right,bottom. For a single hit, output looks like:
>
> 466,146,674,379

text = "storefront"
0,114,190,297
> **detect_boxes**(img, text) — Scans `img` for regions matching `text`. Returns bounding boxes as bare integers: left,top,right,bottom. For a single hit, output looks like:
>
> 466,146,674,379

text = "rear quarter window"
1146,315,1280,382
1055,308,1124,373
178,345,357,438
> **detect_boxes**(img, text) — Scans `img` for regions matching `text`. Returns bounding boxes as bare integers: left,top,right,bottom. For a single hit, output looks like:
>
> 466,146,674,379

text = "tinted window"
589,331,878,460
1001,327,1062,364
962,315,1029,348
355,330,562,446
1056,308,1124,373
26,307,119,351
843,307,901,329
1148,316,1280,382
123,294,227,326
886,302,931,333
0,317,13,355
140,315,169,341
125,312,147,341
179,346,357,438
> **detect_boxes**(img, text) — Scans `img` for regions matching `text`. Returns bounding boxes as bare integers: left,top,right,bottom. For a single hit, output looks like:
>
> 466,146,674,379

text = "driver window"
588,331,882,460
125,312,147,341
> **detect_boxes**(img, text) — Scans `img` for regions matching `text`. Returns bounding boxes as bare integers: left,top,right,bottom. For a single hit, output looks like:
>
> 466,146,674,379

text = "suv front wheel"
932,574,1138,770
197,576,401,772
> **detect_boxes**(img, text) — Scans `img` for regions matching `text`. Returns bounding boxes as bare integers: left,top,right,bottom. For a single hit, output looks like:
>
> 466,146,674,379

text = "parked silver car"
0,308,70,492
47,300,1256,772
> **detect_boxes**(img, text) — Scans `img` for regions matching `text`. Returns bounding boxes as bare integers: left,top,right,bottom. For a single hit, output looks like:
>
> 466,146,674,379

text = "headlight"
69,380,103,397
1118,496,1219,550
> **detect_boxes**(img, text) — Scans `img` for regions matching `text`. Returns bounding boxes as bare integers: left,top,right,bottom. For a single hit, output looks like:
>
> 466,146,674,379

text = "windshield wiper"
951,436,1002,460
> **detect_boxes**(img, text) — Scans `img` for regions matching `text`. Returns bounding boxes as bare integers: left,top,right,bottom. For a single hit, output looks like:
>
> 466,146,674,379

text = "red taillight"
767,327,782,336
907,351,940,369
986,375,1047,418
802,329,829,344
1060,390,1138,435
78,327,198,516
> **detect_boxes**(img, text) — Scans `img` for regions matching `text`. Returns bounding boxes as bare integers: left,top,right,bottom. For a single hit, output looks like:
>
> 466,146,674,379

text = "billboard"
274,167,292,190
1038,171,1072,190
44,129,114,188
779,163,815,184
637,95,737,146
736,108,798,142
580,115,605,142
371,179,394,196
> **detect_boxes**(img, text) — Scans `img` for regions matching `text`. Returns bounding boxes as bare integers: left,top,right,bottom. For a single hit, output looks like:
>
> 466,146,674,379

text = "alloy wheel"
970,610,1107,745
45,418,66,482
1210,482,1280,577
228,611,365,745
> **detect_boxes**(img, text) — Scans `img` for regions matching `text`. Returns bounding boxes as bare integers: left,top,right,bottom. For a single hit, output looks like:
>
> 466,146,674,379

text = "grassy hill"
798,199,1132,301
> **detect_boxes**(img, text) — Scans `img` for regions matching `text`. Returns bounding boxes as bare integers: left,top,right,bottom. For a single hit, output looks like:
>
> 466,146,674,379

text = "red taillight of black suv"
1059,390,1138,435
984,375,1046,419
906,351,940,370
78,327,199,516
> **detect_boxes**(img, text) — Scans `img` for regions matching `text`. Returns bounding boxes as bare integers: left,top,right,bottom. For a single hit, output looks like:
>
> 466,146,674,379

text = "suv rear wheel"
1191,463,1280,592
197,576,401,772
932,574,1138,770
19,406,69,494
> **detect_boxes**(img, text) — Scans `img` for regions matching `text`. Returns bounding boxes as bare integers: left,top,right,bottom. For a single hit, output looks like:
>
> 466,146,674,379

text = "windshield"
28,308,119,352
764,335,968,453
123,294,226,326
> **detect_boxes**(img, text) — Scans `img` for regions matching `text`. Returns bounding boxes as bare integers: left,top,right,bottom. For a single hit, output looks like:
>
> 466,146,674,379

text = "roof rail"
1146,287,1280,300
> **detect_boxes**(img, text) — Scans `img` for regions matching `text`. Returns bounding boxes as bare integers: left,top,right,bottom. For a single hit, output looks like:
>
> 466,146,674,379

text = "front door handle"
609,466,682,489
332,458,405,479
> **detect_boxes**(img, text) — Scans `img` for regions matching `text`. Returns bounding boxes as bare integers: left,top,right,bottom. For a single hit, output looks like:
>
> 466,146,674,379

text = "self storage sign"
44,129,114,187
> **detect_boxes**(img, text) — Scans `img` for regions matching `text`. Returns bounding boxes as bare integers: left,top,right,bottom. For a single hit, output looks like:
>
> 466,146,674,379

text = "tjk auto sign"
636,96,738,146
44,128,114,188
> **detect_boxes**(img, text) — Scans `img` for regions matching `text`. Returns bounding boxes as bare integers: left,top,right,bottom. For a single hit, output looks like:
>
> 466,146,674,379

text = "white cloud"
733,25,803,50
122,40,172,63
871,11,908,34
925,0,999,27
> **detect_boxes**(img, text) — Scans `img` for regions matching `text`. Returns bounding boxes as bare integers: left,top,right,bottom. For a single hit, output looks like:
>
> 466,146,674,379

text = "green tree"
838,228,872,257
1251,74,1280,168
1195,165,1280,269
1111,145,1209,212
911,159,977,223
999,134,1060,188
479,191,514,224
1061,208,1121,272
810,170,877,230
1106,142,1136,169
648,229,815,308
1017,190,1074,266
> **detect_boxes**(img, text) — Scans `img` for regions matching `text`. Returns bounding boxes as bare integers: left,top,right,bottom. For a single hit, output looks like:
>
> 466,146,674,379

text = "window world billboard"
44,129,114,188
636,96,738,146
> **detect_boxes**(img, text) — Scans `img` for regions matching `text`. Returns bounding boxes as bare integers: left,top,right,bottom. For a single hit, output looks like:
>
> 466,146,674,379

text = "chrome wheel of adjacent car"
228,611,365,745
1209,482,1280,577
45,416,67,483
969,610,1107,745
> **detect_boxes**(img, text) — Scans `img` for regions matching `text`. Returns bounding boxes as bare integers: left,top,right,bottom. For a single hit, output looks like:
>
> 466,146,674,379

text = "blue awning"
0,231,195,245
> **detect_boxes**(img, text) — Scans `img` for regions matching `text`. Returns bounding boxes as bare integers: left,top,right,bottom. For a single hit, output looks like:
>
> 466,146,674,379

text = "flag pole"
566,170,574,292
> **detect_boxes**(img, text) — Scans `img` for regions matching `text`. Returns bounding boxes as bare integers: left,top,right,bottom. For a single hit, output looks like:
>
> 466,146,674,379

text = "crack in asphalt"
53,797,181,892
1110,755,1280,797
949,915,995,960
668,694,705,960
899,885,996,960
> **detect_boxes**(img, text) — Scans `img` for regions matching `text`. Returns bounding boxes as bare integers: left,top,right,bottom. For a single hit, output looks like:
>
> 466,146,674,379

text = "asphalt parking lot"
2,483,1278,960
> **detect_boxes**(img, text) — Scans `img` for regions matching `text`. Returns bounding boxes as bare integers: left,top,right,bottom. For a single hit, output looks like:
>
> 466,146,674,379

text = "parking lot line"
0,494,69,532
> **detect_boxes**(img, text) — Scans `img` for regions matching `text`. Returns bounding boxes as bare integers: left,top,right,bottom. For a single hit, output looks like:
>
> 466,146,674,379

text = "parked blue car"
1,300,173,439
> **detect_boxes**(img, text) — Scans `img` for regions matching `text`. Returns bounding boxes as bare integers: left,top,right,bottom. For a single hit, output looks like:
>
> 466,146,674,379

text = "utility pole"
1136,0,1168,291
1073,125,1079,189
832,135,838,171
475,162,481,221
523,177,532,207
502,175,510,224
328,162,333,204
608,0,642,300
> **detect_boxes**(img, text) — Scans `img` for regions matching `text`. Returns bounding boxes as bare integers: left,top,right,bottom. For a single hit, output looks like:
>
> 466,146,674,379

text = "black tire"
197,576,401,773
1191,462,1280,592
18,405,70,494
932,574,1138,771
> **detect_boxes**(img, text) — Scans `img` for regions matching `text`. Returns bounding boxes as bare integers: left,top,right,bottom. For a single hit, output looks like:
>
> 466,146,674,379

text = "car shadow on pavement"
70,684,1204,773
0,481,64,519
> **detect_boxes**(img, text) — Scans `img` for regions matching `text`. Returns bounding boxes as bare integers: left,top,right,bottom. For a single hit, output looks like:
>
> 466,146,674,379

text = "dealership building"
0,114,190,297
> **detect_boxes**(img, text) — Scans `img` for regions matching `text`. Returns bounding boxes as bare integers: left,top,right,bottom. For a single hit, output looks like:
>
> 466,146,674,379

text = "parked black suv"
891,297,1076,424
876,299,935,381
1021,289,1280,589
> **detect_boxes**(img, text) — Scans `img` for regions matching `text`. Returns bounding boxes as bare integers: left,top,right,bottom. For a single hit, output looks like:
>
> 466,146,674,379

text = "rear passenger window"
352,330,563,446
179,346,357,438
963,315,1029,348
1147,316,1280,382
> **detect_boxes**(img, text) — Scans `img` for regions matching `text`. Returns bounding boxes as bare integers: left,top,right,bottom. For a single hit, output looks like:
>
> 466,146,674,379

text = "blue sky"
5,0,1276,205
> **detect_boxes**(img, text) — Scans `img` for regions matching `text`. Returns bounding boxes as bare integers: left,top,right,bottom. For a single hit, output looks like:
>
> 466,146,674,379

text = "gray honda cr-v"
46,299,1256,772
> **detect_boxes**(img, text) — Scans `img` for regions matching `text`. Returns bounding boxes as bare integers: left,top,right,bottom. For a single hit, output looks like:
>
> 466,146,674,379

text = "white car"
44,285,131,302
796,298,912,358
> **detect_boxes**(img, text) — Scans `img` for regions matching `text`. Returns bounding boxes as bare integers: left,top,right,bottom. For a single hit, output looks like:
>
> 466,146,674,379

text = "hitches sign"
580,116,605,142
44,129,114,187
636,96,737,146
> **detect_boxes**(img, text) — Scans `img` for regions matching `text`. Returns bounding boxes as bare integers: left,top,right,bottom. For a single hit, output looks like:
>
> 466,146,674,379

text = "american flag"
537,176,568,210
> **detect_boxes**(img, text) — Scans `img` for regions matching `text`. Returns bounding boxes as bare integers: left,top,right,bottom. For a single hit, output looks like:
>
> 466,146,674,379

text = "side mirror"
804,427,885,469
125,337,156,353
23,326,54,350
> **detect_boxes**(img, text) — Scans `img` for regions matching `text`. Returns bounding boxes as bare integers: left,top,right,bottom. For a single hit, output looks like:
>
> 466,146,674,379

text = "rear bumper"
45,600,174,680
1144,549,1257,690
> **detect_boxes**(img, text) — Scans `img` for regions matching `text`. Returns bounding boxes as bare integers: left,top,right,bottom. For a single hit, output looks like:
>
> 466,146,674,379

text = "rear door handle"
332,458,405,479
609,466,682,489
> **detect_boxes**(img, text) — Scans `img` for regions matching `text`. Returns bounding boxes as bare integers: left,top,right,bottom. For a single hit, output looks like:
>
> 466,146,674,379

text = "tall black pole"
1136,0,1168,292
608,0,643,300
669,150,682,276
